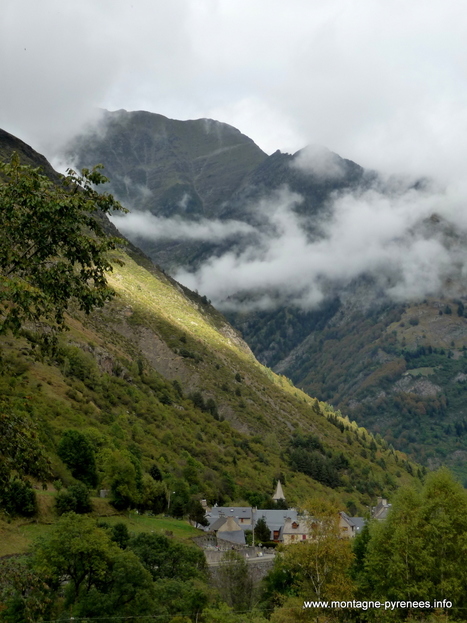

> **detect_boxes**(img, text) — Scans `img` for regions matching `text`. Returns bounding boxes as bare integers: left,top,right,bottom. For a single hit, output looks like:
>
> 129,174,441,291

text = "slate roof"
217,530,246,545
254,509,298,539
208,506,252,521
350,517,366,533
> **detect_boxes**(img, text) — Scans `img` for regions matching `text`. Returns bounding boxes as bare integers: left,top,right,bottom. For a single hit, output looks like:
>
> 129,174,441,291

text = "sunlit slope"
1,245,419,512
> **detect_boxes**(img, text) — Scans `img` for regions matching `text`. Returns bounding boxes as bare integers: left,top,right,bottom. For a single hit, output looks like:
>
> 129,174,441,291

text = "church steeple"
272,479,285,501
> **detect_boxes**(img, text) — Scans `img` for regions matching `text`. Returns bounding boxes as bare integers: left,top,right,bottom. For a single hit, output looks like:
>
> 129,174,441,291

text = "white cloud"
2,0,467,184
174,182,467,310
111,211,256,242
292,145,346,180
3,0,467,313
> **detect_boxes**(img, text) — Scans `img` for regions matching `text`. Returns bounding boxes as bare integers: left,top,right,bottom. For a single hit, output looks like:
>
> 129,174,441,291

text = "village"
197,481,391,558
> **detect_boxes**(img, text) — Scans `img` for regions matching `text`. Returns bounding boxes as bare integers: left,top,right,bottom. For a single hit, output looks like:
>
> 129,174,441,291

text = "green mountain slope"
64,111,467,480
0,130,419,517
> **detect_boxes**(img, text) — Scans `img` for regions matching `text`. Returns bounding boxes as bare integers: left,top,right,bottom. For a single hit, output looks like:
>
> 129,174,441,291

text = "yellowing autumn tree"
267,498,355,622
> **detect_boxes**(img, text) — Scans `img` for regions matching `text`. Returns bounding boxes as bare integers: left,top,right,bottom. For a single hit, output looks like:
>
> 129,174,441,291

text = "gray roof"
349,517,366,532
209,517,230,531
217,530,245,545
254,509,297,532
208,506,252,520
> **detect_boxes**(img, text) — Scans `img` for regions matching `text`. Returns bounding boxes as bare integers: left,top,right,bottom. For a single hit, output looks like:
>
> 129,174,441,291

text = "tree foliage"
55,482,92,515
0,409,50,490
0,154,126,339
255,516,271,543
264,498,354,620
363,469,467,610
216,550,255,613
1,478,37,517
128,532,206,582
57,429,98,487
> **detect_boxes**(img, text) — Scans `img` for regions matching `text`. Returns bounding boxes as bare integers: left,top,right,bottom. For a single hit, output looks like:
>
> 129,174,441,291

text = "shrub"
1,479,37,517
55,482,92,515
57,430,98,487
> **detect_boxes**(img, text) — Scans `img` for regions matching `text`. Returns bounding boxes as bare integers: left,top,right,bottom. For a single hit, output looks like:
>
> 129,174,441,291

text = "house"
254,509,298,542
282,516,309,544
210,515,246,546
339,512,367,538
372,497,391,520
206,506,253,529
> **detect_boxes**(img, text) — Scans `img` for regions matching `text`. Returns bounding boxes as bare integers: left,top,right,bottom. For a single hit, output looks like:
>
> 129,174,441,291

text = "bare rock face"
393,375,442,398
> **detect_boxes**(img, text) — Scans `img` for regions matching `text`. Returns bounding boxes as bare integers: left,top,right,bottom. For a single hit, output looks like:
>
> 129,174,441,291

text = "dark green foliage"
215,551,254,613
205,397,219,418
32,514,155,619
1,478,37,517
55,482,92,515
0,408,50,491
58,345,100,389
57,429,98,487
106,451,139,510
110,523,130,549
290,432,325,453
0,155,126,339
172,379,183,398
0,557,53,623
287,432,343,488
188,499,209,527
148,463,163,482
359,469,467,610
190,391,205,411
289,447,341,488
254,516,271,543
128,532,206,582
190,392,219,418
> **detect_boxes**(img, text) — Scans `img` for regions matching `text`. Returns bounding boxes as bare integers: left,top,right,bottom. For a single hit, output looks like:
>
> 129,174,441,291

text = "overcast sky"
2,0,467,183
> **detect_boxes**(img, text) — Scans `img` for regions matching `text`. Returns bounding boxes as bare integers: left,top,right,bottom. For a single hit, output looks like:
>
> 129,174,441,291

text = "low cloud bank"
172,182,467,310
111,211,256,242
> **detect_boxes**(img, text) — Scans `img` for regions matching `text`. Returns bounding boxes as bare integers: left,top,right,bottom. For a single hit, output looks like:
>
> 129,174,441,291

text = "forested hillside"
65,110,467,480
0,129,418,525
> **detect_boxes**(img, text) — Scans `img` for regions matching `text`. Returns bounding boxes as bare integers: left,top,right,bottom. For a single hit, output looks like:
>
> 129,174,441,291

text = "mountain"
62,109,467,481
0,128,420,527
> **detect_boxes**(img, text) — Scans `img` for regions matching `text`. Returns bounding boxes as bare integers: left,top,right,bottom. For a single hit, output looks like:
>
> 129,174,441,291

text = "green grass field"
0,503,204,557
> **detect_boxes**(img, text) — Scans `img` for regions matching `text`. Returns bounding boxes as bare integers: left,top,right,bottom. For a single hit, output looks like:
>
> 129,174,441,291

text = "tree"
188,499,209,528
31,514,155,618
1,478,37,517
128,533,206,582
104,450,139,510
148,463,163,482
110,523,130,549
33,513,118,603
0,409,50,494
55,482,92,515
0,154,126,340
0,557,53,623
264,498,354,621
215,550,255,613
364,469,467,610
57,429,98,487
138,473,167,514
255,516,271,543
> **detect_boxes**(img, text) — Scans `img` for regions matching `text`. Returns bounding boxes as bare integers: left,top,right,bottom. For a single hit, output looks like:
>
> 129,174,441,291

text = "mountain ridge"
62,109,467,481
0,127,419,522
